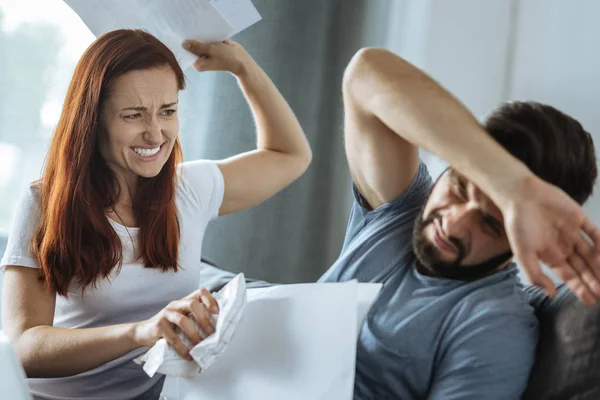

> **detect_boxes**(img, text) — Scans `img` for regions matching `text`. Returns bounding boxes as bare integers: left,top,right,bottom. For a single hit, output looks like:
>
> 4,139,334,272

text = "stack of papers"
64,0,262,70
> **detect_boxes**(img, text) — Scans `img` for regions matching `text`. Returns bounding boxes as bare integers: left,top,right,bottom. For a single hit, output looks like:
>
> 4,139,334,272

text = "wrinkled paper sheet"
63,0,261,70
160,280,382,400
135,274,247,378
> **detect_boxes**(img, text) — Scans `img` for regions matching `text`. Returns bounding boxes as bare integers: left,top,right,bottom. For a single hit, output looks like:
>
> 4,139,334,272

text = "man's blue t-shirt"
319,162,538,399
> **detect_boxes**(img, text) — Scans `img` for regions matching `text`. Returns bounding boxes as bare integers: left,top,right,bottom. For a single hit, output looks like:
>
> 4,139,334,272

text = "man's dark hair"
483,101,597,204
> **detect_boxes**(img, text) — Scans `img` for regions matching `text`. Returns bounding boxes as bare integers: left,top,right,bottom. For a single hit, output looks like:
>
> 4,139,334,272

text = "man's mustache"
421,209,466,263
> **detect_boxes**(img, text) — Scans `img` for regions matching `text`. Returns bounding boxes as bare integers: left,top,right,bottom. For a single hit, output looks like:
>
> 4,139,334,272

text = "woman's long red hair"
33,30,185,296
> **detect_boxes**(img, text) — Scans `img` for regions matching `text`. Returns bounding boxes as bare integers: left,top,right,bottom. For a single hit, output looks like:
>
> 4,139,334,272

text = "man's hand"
501,175,600,306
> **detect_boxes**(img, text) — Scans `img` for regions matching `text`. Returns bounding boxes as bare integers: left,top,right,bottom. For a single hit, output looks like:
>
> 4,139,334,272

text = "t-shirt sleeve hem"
0,256,39,273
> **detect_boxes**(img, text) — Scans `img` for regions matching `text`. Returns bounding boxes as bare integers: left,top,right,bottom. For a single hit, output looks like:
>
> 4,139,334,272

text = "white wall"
387,0,518,180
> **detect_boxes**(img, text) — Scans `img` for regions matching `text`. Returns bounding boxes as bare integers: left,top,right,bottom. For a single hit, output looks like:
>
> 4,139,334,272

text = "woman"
1,29,311,399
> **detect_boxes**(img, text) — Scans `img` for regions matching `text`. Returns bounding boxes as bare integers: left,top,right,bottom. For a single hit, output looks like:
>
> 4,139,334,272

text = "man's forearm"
345,47,533,208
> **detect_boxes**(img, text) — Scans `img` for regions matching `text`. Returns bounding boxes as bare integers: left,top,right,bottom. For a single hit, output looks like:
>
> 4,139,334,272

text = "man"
319,48,600,399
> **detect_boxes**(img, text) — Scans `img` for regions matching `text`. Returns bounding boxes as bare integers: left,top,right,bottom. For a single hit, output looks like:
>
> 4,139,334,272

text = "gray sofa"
523,284,600,399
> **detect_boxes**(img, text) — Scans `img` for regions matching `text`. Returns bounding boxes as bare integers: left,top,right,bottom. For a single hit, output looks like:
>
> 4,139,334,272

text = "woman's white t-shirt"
1,160,224,400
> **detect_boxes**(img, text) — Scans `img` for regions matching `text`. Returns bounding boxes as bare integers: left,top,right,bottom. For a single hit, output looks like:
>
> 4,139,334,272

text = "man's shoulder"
450,279,539,338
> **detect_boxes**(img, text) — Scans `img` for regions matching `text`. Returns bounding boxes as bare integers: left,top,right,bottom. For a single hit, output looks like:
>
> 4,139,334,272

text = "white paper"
64,0,262,70
0,333,32,400
135,274,247,378
208,0,262,36
160,281,381,400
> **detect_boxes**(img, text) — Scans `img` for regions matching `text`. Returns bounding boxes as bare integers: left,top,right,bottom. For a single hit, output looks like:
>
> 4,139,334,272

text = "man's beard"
412,206,513,281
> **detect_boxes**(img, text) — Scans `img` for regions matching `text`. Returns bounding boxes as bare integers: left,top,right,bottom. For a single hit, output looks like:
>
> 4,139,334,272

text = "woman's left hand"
182,40,253,76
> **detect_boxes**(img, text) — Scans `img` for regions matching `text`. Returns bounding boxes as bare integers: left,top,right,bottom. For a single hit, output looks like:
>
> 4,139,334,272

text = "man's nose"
443,205,477,240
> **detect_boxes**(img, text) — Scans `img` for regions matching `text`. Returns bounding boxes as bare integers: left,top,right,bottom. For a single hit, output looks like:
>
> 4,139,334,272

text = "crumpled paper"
134,273,247,377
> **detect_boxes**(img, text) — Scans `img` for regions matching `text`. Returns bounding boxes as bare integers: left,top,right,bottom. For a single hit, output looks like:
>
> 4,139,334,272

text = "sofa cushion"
522,284,600,400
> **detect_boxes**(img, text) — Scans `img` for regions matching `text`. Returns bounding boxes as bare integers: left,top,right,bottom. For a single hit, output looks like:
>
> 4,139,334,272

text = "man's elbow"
343,48,379,93
342,47,407,101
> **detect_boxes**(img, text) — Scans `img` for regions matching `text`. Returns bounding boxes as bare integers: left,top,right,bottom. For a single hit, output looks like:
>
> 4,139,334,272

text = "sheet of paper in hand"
208,0,261,37
160,280,382,400
63,0,261,70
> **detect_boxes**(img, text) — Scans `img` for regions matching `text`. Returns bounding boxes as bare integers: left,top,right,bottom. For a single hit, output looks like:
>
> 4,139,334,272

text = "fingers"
577,225,600,283
187,298,216,337
574,238,600,295
517,251,557,298
191,56,228,73
182,40,212,56
169,290,218,339
200,288,220,314
183,40,215,71
565,280,596,307
541,234,600,305
158,317,193,361
540,239,597,305
150,288,221,361
192,57,212,72
582,216,600,245
186,288,219,314
564,253,597,306
540,245,567,270
164,310,203,347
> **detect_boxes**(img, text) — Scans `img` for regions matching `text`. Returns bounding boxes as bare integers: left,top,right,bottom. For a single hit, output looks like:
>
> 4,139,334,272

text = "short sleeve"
428,305,538,400
1,184,42,272
178,160,225,222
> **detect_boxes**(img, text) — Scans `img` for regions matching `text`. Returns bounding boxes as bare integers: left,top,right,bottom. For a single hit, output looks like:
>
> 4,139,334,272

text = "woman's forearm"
15,323,139,378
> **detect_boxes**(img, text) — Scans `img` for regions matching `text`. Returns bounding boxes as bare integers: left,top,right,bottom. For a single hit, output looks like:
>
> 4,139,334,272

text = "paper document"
64,0,262,70
160,280,382,400
208,0,262,37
